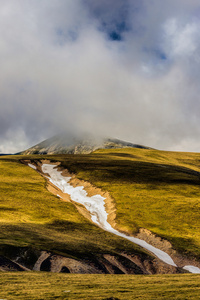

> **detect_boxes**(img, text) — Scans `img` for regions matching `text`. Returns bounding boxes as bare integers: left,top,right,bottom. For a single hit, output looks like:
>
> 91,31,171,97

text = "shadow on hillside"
61,158,200,186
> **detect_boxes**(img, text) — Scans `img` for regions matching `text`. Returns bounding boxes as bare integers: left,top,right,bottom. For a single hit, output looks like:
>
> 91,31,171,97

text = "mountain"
20,134,150,155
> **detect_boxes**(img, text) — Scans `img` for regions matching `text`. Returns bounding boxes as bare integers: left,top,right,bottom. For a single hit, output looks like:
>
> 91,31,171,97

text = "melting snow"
183,265,200,273
28,163,37,170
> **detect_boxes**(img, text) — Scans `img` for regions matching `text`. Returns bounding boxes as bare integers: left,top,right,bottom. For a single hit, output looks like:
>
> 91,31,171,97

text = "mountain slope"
0,158,170,275
20,134,150,155
1,147,200,274
61,147,200,261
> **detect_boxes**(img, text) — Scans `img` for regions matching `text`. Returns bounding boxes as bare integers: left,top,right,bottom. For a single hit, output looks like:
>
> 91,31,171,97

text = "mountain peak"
20,134,150,155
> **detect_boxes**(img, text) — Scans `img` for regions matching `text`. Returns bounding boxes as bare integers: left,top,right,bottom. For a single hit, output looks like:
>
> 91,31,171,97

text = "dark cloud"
1,0,200,153
84,0,130,34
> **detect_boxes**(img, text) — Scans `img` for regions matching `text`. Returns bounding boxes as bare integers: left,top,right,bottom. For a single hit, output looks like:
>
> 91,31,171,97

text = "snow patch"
28,163,37,170
183,265,200,273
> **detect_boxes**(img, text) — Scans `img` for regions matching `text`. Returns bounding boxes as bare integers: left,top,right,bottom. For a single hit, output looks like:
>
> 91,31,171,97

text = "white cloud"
1,0,200,153
163,18,200,58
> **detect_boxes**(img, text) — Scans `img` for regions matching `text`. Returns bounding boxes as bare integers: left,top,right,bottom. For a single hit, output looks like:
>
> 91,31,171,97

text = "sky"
1,0,200,153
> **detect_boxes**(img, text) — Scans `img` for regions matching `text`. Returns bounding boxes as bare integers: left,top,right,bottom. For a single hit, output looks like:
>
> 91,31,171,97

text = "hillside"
1,147,200,276
19,134,150,155
59,147,200,261
0,157,165,275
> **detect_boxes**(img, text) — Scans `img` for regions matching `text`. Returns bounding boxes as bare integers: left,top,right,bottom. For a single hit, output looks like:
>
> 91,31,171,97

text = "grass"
0,158,147,259
20,147,200,259
1,149,200,298
1,148,200,259
0,272,200,299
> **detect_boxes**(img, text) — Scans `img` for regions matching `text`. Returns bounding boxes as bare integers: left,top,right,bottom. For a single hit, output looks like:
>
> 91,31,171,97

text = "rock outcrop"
0,247,181,274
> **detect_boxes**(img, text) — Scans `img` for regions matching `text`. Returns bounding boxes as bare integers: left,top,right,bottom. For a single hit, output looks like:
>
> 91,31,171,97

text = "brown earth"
136,228,200,270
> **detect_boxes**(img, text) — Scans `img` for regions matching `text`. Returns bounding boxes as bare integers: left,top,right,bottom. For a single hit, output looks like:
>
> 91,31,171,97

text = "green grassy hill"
59,147,200,258
1,147,200,260
1,147,200,298
0,159,146,260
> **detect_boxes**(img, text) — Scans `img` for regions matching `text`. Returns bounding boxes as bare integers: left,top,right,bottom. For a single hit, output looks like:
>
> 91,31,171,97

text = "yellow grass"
0,159,146,258
0,273,200,299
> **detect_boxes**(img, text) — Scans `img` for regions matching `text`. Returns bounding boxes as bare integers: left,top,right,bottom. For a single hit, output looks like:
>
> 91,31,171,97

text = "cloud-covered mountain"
1,1,200,153
20,134,150,155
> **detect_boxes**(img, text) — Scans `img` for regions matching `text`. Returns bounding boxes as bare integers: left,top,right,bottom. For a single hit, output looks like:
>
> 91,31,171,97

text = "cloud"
0,0,200,153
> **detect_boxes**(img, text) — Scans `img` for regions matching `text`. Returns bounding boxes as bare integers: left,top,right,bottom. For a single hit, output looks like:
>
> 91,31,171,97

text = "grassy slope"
0,273,200,299
0,159,146,258
1,150,200,298
51,147,200,259
1,147,200,259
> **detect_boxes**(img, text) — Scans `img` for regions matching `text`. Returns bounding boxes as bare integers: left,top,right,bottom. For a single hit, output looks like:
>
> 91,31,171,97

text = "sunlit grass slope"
0,272,200,299
0,159,146,258
1,146,200,258
34,147,200,259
